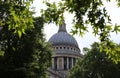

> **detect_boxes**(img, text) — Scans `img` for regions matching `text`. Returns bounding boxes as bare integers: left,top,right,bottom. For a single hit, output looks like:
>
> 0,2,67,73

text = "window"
67,47,69,50
74,48,75,51
64,47,66,49
64,57,67,70
54,57,57,70
56,47,58,49
60,47,62,49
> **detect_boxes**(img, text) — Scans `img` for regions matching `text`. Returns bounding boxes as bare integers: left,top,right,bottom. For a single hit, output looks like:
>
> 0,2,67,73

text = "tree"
0,1,53,77
0,0,34,37
41,0,120,63
0,17,52,78
69,42,120,78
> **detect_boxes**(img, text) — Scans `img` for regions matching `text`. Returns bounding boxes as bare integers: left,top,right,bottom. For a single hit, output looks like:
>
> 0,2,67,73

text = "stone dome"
48,21,79,48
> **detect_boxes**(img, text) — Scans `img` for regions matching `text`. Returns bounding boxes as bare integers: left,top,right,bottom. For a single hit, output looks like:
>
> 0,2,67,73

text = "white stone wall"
49,45,82,78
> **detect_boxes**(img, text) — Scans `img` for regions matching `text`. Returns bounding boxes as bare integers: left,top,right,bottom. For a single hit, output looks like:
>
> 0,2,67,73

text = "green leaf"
114,25,120,33
18,30,22,38
0,51,4,56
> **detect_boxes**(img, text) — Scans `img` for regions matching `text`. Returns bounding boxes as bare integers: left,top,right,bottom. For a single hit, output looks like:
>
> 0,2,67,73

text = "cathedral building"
47,21,83,78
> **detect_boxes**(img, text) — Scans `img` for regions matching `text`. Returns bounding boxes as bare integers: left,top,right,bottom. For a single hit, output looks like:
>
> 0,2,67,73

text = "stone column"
67,57,69,69
72,58,74,67
62,57,64,70
57,57,59,70
52,58,54,69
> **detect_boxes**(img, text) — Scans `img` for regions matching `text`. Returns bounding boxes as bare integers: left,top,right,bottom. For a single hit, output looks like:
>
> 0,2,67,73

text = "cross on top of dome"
58,20,67,32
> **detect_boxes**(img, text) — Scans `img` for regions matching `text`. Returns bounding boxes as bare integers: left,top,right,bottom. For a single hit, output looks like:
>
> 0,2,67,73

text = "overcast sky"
31,0,120,52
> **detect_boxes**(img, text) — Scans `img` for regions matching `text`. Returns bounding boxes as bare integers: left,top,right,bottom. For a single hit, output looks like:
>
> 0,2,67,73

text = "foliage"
69,42,120,78
41,0,120,63
0,17,52,78
0,0,34,37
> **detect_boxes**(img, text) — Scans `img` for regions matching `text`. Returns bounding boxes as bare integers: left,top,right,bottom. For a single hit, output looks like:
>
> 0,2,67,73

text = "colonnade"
52,57,76,70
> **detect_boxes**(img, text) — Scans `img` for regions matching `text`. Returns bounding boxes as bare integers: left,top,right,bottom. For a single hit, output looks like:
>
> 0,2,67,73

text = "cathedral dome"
48,21,79,48
49,32,79,48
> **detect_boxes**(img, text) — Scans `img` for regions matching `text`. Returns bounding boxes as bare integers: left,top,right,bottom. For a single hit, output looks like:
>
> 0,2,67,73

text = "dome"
49,32,79,48
48,21,79,48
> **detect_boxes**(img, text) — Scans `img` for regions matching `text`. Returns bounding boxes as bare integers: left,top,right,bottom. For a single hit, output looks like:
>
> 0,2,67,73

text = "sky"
31,0,120,52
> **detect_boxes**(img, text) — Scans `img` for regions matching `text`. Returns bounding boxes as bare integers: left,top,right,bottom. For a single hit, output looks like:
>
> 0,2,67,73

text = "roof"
48,21,79,48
